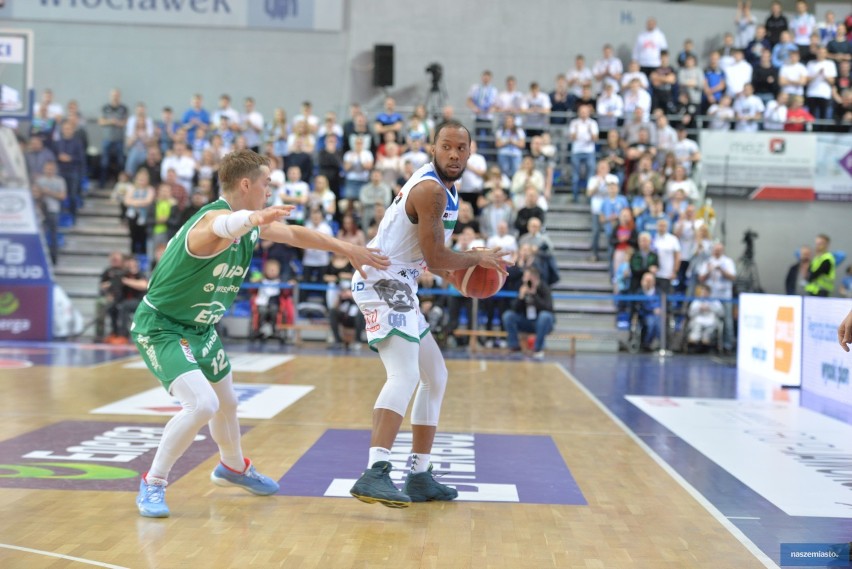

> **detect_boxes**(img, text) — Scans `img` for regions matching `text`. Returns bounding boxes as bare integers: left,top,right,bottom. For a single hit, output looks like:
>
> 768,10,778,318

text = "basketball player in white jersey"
350,120,510,507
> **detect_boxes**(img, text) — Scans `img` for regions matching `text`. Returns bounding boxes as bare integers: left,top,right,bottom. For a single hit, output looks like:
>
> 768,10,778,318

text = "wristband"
211,210,255,240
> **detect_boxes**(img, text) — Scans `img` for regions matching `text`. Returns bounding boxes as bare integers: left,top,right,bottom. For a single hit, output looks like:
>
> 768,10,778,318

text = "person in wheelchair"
686,284,724,352
250,259,286,342
636,272,662,351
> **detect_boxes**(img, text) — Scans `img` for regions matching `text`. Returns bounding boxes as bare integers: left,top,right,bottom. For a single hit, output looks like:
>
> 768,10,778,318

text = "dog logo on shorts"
373,279,416,312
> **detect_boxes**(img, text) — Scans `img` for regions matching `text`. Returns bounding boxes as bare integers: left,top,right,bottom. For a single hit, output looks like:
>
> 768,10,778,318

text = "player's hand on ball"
475,247,512,275
251,205,295,226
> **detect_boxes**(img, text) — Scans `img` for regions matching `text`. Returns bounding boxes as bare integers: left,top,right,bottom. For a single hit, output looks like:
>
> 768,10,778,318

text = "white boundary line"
0,543,130,569
555,363,780,569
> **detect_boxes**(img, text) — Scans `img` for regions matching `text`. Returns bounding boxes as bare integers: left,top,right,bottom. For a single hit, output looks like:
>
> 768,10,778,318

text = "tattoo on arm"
429,191,446,245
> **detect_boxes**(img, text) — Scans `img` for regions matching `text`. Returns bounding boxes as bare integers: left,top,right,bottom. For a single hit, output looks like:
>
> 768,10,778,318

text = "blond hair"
218,150,269,193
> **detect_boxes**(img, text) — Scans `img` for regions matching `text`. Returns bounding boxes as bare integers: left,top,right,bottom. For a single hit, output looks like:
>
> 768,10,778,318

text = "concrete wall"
712,198,850,295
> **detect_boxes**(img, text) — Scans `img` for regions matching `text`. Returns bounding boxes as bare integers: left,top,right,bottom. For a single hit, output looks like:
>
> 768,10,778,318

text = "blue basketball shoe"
136,474,169,518
210,458,279,495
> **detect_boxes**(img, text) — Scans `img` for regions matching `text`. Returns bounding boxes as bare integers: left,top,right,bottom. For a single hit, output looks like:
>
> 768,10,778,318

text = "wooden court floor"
0,350,769,569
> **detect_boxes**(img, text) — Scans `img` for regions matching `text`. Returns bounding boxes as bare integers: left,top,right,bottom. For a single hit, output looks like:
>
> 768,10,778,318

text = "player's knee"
191,394,219,422
375,370,420,416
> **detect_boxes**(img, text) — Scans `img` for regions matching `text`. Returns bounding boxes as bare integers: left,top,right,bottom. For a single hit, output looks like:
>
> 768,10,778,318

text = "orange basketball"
453,265,506,299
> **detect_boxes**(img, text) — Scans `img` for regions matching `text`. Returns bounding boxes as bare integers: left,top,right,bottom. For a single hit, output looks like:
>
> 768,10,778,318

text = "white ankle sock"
410,453,431,474
368,447,391,468
145,473,168,486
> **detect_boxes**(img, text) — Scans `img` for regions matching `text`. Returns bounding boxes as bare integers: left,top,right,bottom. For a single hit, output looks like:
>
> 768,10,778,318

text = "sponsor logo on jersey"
363,309,380,333
201,329,219,358
179,338,196,363
212,263,246,279
135,334,162,373
373,279,416,312
388,313,407,328
203,283,215,293
190,301,228,325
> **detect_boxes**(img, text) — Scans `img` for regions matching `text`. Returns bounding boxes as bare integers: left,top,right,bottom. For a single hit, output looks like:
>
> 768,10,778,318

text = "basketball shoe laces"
143,484,165,504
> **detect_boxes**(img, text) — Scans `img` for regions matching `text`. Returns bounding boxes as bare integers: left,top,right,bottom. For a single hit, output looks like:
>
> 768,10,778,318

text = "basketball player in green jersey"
133,150,389,517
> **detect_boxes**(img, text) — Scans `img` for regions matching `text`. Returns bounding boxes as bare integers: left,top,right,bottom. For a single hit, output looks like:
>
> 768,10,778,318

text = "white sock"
368,447,391,468
145,473,168,486
410,453,431,474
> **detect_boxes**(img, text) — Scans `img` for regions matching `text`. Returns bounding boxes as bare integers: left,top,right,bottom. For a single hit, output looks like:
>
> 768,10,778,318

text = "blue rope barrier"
237,281,738,303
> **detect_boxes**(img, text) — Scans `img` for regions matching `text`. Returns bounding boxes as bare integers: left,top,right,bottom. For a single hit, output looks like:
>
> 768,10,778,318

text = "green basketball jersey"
142,198,260,327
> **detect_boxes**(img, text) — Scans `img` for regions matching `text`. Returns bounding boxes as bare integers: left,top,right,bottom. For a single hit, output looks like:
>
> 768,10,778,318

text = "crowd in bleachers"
11,0,852,351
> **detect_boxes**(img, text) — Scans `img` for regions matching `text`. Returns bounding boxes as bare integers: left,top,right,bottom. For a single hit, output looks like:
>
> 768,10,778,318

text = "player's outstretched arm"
187,205,294,257
262,222,389,278
410,182,510,274
839,308,852,352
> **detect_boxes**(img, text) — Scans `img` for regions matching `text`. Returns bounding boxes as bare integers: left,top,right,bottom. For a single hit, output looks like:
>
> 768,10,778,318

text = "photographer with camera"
697,242,737,352
501,266,555,360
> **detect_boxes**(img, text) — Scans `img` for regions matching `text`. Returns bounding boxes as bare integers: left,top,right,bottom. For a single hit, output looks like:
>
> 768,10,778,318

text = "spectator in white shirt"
210,94,240,130
673,127,701,175
763,91,789,130
496,76,528,119
707,95,736,130
567,54,594,100
593,43,624,94
568,104,599,204
805,46,837,120
523,81,552,138
779,49,809,96
733,83,766,131
634,17,669,75
623,78,652,122
459,140,487,210
724,49,753,97
652,217,681,294
697,243,737,351
33,88,64,122
789,0,816,51
655,114,678,154
621,60,650,91
486,220,519,255
159,141,195,190
596,82,624,133
293,101,320,135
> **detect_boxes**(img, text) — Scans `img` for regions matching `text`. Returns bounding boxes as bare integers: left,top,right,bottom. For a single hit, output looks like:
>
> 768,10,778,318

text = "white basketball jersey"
368,162,460,270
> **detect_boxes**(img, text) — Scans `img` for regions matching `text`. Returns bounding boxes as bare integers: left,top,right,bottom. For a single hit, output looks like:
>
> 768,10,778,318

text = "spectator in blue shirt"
373,96,404,146
181,93,210,143
703,51,727,108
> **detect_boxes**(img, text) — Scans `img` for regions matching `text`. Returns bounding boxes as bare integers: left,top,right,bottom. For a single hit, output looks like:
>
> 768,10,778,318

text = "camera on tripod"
742,229,758,260
425,63,443,91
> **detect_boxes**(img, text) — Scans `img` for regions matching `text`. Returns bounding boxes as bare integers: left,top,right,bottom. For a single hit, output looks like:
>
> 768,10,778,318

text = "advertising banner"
801,297,852,412
700,131,852,201
737,293,802,387
0,188,53,341
0,0,343,32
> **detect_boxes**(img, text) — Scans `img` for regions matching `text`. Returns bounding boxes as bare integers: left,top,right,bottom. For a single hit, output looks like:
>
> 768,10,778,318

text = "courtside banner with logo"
814,134,852,202
1,0,343,32
627,396,852,518
0,189,53,341
0,421,244,491
802,297,852,410
701,131,815,195
701,131,852,201
91,382,312,419
737,293,802,387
